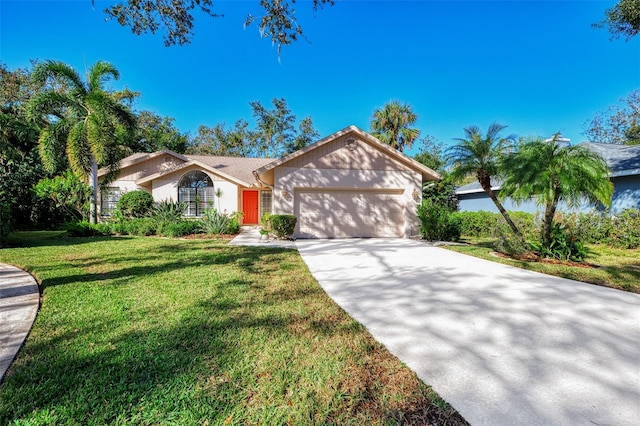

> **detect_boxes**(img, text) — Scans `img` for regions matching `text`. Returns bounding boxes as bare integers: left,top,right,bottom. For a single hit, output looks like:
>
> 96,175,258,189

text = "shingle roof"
455,142,640,195
580,142,640,177
184,155,273,184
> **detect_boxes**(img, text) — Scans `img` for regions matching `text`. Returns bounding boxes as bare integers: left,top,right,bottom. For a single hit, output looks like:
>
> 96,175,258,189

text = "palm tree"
448,123,523,240
370,101,419,152
500,134,613,248
26,60,136,223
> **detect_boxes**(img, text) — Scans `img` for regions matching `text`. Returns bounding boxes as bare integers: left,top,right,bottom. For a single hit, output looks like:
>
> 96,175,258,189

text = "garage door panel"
296,190,404,238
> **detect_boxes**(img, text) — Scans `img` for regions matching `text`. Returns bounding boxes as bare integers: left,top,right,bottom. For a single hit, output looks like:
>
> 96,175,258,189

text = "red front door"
242,190,259,224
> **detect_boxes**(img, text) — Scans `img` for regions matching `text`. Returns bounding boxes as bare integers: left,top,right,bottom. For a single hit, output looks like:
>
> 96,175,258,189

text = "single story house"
99,125,440,238
456,142,640,214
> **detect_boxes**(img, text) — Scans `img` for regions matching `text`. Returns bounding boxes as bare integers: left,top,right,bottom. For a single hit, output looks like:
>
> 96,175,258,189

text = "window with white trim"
261,190,272,216
101,187,121,216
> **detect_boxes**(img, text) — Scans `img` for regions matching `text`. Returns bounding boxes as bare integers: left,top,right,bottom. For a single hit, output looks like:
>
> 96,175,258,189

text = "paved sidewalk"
0,263,39,384
229,226,297,249
297,238,640,426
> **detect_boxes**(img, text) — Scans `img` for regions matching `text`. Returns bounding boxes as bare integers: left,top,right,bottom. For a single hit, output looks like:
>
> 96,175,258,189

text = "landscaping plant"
269,214,297,239
115,190,154,219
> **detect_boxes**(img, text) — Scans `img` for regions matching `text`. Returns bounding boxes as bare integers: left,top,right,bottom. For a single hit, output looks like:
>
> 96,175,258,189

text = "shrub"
157,220,202,237
531,223,587,262
201,209,242,235
494,232,532,258
123,217,157,236
0,201,11,247
270,214,297,239
417,200,460,241
152,200,187,223
454,210,536,240
64,221,107,237
116,190,154,219
610,209,640,249
260,212,272,231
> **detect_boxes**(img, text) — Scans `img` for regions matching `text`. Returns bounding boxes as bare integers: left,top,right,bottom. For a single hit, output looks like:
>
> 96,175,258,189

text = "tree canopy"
370,101,420,153
595,0,640,40
26,60,136,223
103,0,335,53
500,135,613,248
447,123,523,240
583,90,640,145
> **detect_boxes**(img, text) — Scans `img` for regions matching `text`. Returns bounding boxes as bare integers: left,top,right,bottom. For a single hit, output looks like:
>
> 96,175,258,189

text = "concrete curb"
0,263,40,384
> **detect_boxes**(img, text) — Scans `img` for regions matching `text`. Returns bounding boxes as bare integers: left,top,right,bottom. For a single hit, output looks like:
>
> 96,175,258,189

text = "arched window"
178,171,214,217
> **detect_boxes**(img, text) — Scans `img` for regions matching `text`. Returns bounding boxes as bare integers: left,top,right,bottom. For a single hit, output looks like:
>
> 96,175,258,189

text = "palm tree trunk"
542,191,561,248
477,170,524,241
89,159,98,224
486,188,524,241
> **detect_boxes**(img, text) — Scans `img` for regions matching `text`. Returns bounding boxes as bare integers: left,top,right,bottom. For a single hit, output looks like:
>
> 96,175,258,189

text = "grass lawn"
445,237,640,294
0,232,467,425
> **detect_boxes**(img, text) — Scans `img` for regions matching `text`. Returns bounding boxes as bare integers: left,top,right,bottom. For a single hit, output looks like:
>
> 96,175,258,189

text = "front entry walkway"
0,263,39,384
297,238,640,426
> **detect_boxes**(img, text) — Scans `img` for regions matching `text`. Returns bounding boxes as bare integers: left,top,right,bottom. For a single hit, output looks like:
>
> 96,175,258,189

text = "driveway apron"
296,238,640,426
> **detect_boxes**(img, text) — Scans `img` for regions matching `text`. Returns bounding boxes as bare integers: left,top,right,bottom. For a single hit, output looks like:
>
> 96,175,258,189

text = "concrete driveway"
296,238,640,426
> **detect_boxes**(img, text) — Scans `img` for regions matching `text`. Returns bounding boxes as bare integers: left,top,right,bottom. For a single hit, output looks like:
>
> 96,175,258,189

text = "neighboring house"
455,142,640,214
99,125,440,238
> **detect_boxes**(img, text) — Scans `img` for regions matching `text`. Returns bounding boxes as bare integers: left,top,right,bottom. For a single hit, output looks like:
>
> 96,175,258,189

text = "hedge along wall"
454,209,640,249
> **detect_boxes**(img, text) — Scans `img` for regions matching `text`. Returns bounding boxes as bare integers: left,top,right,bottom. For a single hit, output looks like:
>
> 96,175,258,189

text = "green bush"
123,217,157,236
557,209,639,249
152,200,187,223
494,232,532,258
610,209,640,249
116,190,154,219
157,220,202,237
64,221,108,237
201,209,242,235
454,210,536,240
417,200,460,241
532,223,587,262
0,201,11,247
270,214,297,239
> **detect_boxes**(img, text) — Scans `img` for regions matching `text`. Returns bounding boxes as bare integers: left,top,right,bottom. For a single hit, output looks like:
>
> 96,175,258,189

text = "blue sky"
1,0,639,156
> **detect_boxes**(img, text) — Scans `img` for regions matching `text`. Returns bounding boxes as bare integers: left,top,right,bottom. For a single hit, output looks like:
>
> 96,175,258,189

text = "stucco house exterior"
455,142,640,214
99,125,440,238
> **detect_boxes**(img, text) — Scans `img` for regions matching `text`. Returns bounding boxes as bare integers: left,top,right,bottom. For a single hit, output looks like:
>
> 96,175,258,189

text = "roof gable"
253,125,440,181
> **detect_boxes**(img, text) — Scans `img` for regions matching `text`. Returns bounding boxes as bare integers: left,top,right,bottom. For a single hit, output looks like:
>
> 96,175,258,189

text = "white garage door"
295,190,405,238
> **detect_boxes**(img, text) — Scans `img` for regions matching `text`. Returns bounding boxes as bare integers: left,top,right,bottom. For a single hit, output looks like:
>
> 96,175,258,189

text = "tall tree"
132,110,189,153
286,116,319,154
187,120,254,157
500,135,613,248
370,101,420,153
250,98,296,158
447,123,523,240
414,134,445,172
26,60,136,223
595,0,640,40
583,90,640,145
103,0,335,53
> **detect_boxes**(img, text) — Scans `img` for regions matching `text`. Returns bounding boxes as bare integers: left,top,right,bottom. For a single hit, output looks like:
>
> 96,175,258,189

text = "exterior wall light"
412,188,421,202
281,190,289,198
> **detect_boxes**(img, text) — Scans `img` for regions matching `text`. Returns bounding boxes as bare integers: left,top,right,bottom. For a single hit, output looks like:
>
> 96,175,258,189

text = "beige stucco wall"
273,167,422,237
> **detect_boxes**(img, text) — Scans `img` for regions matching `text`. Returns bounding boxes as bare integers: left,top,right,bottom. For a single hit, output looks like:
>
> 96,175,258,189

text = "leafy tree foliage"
250,98,317,158
583,90,640,145
413,134,445,172
447,123,524,241
132,110,189,153
595,0,640,40
1,63,67,229
187,120,254,157
103,0,335,53
370,101,420,153
26,60,136,223
34,170,91,220
500,135,613,249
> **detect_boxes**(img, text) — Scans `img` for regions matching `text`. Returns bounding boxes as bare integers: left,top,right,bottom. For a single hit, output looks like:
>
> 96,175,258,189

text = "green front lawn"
0,233,466,425
445,238,640,294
